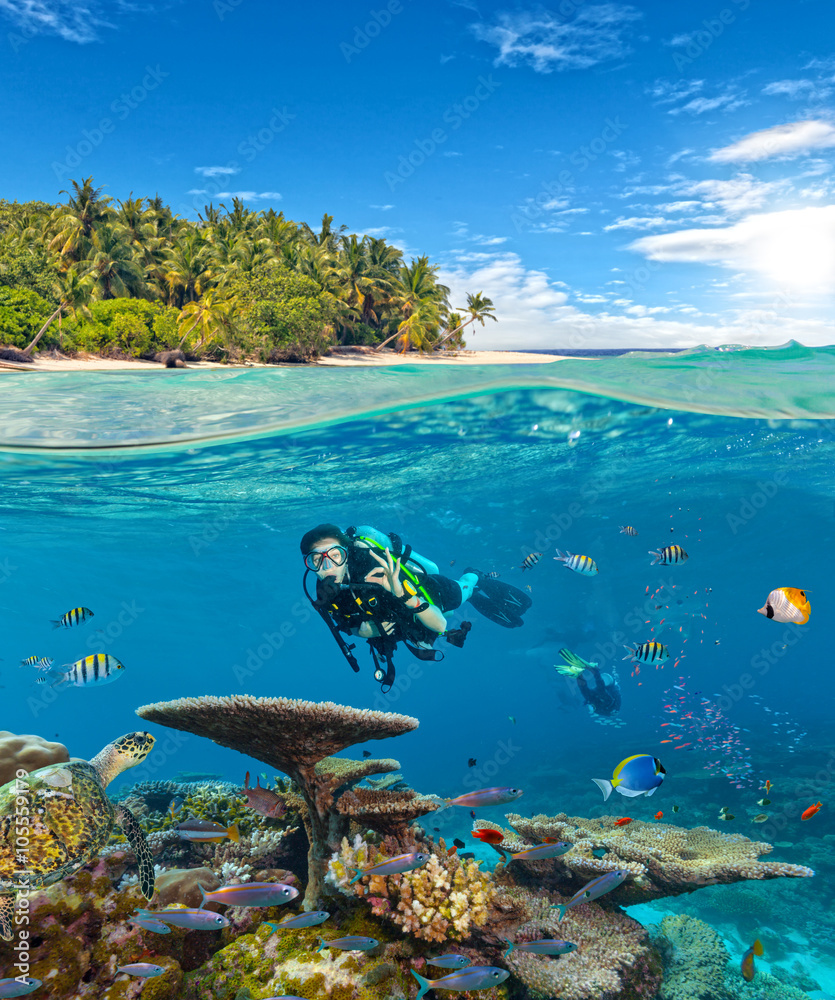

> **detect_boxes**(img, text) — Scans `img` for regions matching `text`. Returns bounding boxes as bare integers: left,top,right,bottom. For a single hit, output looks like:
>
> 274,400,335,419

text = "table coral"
504,812,815,905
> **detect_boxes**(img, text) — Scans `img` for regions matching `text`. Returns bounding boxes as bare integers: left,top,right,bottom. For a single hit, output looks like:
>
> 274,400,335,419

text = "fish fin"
617,786,647,798
347,866,364,886
227,825,240,843
48,672,70,689
263,922,280,933
244,771,250,789
648,550,661,565
198,885,208,909
49,620,63,630
503,938,514,961
753,939,763,956
551,904,567,922
591,778,613,801
411,969,432,1000
316,937,326,954
646,787,657,796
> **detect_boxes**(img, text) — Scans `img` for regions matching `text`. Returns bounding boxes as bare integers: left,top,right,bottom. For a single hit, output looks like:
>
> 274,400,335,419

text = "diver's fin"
465,569,531,628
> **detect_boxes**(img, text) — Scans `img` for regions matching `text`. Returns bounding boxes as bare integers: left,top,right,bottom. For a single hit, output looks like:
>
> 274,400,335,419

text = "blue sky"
2,0,834,348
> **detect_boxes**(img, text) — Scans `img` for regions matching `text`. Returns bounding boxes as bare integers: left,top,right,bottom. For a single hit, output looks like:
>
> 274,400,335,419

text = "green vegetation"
0,178,497,363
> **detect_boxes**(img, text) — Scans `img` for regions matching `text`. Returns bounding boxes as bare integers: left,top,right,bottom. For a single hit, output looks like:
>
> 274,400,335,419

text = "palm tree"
177,289,233,352
85,224,147,299
48,176,113,264
163,231,212,307
434,292,496,350
22,266,94,355
374,256,449,351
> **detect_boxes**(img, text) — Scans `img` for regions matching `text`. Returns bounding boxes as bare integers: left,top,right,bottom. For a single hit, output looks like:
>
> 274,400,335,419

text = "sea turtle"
0,731,157,940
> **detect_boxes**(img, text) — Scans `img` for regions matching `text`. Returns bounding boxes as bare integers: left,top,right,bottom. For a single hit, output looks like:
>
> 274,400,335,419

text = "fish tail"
316,936,326,954
552,904,567,922
591,778,613,801
648,551,661,565
347,866,364,886
227,824,240,843
503,938,514,960
263,922,280,934
411,969,431,1000
49,620,63,630
753,939,763,956
198,885,208,909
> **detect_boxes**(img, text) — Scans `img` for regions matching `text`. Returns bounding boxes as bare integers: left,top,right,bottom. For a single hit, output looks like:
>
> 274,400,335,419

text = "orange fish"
447,845,458,856
543,837,561,844
801,801,822,821
471,829,504,845
741,939,763,981
654,811,663,820
764,779,772,795
614,818,632,827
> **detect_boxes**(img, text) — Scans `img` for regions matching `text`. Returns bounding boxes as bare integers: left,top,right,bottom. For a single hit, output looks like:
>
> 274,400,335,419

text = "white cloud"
686,175,787,215
604,216,676,231
649,78,703,104
669,90,748,116
194,165,241,178
472,235,508,245
370,204,395,211
0,0,153,42
187,189,281,201
710,120,835,163
471,4,641,74
440,53,456,64
627,205,835,291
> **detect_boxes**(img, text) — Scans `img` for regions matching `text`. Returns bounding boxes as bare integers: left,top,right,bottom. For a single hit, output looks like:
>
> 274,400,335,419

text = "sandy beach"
0,347,577,373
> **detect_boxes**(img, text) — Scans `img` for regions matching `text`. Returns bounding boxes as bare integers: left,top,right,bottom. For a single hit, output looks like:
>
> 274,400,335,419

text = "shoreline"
0,348,585,373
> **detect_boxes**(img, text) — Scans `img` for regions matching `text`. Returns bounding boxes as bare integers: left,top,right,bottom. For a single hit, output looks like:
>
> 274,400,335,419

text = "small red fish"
614,817,632,827
447,845,458,856
654,811,663,820
764,779,772,794
542,837,561,844
801,801,822,821
472,829,504,845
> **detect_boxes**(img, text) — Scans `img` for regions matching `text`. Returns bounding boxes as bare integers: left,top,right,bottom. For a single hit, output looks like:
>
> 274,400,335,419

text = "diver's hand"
367,548,404,597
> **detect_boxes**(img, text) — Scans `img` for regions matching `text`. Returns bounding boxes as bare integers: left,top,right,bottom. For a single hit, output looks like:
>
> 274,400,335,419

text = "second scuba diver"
301,523,531,690
556,647,624,727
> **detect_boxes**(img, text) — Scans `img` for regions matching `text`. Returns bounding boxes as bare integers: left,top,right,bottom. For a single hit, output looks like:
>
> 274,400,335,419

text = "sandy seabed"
0,348,578,373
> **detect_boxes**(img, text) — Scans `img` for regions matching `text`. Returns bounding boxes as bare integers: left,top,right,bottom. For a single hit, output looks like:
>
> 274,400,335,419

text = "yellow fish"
757,587,810,625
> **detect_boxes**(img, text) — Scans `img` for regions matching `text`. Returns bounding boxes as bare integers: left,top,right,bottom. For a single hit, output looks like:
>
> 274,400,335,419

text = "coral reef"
503,812,815,905
0,731,69,785
135,696,423,907
329,837,493,943
153,867,220,907
335,789,441,844
651,913,728,1000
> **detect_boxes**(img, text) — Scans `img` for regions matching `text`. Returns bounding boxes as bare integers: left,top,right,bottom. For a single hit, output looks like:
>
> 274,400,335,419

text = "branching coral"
504,812,815,905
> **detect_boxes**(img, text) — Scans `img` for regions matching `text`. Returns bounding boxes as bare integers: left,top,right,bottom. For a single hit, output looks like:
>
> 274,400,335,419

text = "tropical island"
0,178,499,368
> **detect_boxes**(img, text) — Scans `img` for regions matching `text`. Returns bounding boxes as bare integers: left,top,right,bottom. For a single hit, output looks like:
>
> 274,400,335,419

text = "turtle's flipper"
0,893,14,941
117,805,155,901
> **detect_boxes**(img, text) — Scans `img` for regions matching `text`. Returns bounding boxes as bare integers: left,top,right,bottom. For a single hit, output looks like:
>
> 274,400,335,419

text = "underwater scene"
2,344,835,1000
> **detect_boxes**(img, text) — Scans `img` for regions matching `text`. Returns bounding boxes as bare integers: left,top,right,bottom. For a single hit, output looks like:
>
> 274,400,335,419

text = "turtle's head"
91,732,155,787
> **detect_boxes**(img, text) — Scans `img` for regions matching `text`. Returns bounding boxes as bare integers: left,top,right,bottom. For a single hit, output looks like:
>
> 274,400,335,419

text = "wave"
1,341,834,451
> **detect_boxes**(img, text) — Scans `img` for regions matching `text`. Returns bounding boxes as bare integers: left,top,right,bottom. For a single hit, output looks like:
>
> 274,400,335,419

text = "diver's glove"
445,621,472,648
555,647,600,677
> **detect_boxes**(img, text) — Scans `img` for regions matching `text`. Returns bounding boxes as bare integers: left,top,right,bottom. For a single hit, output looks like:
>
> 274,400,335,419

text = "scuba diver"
301,523,531,691
556,648,624,727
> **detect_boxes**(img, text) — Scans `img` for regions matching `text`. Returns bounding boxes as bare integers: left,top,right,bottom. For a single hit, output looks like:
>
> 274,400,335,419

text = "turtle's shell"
0,761,115,892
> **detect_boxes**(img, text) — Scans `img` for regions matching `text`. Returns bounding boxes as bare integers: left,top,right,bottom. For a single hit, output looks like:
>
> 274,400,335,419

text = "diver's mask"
304,545,348,571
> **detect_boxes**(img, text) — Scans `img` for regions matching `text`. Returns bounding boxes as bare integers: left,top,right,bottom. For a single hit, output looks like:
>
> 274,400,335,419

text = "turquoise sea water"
2,341,835,994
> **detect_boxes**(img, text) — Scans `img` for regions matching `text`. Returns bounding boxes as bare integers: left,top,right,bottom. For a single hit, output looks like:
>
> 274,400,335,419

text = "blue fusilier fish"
504,841,573,863
264,911,330,931
551,870,629,921
316,936,378,952
199,882,298,907
117,964,164,978
592,755,666,801
446,787,523,808
347,852,430,885
504,938,577,959
411,967,509,999
427,954,471,969
0,980,41,998
129,916,171,934
133,907,230,930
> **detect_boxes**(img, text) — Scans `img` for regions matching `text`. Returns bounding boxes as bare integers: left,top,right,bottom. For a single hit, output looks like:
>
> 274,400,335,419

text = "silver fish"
47,653,125,689
0,980,41,998
551,869,629,920
133,907,230,930
446,787,523,808
648,544,688,566
427,954,471,969
554,549,599,575
316,935,378,952
504,938,577,959
348,852,429,885
117,964,164,978
129,917,171,934
505,841,573,863
199,882,298,907
411,967,509,999
264,911,330,931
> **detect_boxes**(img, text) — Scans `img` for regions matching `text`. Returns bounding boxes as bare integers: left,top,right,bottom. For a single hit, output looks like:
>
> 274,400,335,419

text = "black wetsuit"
577,667,622,717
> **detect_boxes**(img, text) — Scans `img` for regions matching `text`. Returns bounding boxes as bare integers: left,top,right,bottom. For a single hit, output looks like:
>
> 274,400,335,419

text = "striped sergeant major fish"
50,606,95,629
554,550,599,576
40,654,126,688
619,525,638,536
520,552,543,571
648,544,688,566
623,641,669,665
20,656,53,671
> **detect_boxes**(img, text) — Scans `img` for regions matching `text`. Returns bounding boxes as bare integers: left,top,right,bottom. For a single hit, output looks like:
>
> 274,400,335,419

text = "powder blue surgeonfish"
551,870,629,921
592,755,665,801
411,967,509,999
